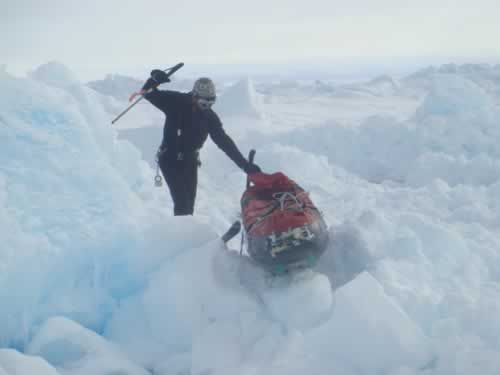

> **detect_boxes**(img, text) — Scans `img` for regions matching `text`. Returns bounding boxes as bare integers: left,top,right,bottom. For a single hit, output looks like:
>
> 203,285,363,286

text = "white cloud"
3,0,500,79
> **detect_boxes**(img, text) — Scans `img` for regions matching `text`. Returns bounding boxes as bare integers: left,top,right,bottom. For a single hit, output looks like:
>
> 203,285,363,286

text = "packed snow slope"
1,61,500,374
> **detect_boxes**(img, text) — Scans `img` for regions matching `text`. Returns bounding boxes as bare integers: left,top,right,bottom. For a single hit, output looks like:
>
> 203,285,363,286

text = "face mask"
196,96,216,110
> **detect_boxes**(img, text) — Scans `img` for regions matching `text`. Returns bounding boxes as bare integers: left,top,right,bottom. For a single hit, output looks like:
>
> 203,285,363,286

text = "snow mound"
403,63,500,101
0,65,160,348
340,75,400,98
29,61,80,88
273,73,500,187
216,77,262,118
408,74,500,186
87,74,143,101
106,230,335,373
0,349,59,375
261,271,333,330
309,75,400,99
26,317,148,375
365,74,400,95
415,73,495,119
307,272,431,374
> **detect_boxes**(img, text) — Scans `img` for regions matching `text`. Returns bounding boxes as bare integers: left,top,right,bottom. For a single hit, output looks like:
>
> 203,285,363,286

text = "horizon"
4,55,500,83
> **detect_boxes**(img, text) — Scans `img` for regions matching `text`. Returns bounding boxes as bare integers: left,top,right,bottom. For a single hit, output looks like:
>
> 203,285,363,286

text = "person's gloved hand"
244,162,261,174
151,69,171,84
141,70,171,92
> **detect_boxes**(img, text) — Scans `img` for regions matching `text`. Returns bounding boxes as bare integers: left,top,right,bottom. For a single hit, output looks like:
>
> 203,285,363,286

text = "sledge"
222,151,329,275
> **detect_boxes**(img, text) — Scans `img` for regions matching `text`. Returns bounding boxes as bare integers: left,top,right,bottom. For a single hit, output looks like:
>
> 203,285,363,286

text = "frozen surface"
2,62,500,374
0,349,59,375
27,317,149,375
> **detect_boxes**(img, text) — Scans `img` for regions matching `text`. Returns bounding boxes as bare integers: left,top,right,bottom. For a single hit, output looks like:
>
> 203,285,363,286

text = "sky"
3,0,500,80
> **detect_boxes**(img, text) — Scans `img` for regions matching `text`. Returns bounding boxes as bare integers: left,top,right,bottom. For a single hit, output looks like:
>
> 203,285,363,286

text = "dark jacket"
144,88,248,169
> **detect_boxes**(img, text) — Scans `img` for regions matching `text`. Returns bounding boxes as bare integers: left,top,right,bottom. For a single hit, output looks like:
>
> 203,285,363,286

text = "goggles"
196,96,216,110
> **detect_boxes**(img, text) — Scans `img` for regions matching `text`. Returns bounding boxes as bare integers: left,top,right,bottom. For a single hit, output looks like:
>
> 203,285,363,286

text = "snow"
0,63,165,348
26,317,149,375
216,77,262,119
2,61,500,374
306,272,430,374
0,349,59,375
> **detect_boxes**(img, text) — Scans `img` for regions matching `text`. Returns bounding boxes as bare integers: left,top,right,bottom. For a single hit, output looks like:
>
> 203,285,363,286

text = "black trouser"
158,153,198,216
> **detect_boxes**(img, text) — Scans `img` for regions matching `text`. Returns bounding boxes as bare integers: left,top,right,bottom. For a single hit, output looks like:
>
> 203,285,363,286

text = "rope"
273,191,305,211
246,191,310,234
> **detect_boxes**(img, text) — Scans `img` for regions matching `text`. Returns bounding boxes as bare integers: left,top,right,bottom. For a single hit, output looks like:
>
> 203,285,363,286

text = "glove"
151,69,171,84
244,162,261,174
142,70,171,91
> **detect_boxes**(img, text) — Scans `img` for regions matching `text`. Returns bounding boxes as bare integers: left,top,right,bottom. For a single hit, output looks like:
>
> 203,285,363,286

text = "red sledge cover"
241,172,320,235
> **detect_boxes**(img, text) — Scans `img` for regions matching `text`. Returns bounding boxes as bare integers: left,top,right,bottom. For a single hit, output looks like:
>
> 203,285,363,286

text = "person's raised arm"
129,70,177,114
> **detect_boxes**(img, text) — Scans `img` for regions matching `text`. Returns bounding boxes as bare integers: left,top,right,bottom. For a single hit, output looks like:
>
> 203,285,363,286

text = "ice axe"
111,62,184,125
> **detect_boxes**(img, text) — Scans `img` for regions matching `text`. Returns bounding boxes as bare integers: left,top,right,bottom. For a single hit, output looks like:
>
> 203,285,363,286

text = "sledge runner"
129,71,261,215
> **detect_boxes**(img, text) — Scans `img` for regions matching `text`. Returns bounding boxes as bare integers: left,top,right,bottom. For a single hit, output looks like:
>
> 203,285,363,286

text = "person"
129,70,261,216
